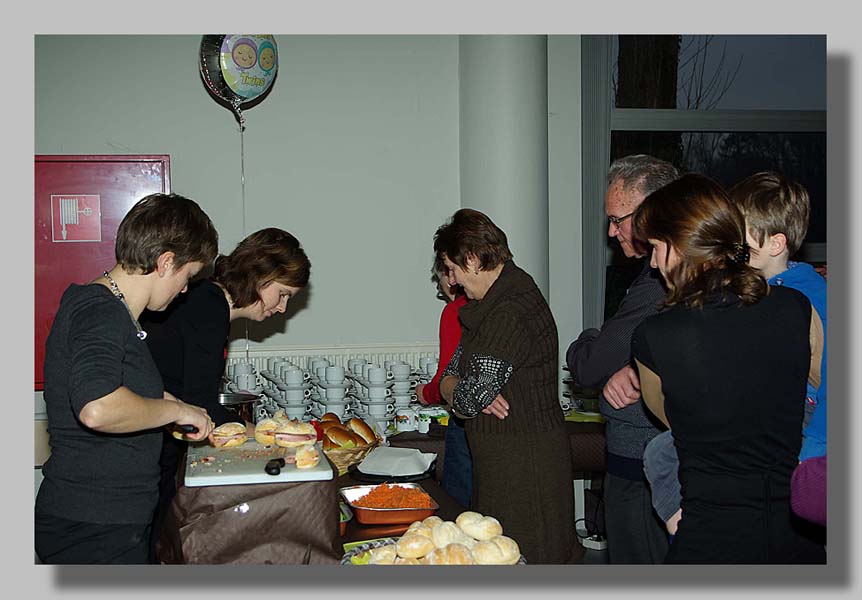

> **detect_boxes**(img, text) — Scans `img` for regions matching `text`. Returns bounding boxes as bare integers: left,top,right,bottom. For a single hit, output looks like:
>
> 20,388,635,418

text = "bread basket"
324,436,382,476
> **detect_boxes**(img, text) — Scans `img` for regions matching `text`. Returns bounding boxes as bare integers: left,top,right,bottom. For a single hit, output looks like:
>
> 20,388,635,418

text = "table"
155,429,461,565
155,417,606,563
156,454,343,565
386,422,448,484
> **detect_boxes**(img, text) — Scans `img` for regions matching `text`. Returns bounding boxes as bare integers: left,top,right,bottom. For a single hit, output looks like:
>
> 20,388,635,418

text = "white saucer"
317,380,352,390
275,399,312,408
276,382,311,391
363,380,393,388
227,383,264,394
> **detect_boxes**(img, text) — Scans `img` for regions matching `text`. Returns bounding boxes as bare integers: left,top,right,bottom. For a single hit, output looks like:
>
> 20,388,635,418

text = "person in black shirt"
141,227,311,560
631,174,825,563
35,193,219,564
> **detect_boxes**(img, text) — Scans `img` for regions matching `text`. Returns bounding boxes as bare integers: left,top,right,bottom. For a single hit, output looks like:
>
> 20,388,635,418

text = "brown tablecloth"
155,420,605,564
156,455,342,565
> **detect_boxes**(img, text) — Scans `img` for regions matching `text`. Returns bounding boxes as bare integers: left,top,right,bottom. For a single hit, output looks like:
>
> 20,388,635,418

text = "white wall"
34,33,583,369
35,34,461,352
547,36,584,387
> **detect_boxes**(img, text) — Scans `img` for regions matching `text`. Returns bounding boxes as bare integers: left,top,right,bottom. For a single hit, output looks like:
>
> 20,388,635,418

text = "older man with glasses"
566,154,681,564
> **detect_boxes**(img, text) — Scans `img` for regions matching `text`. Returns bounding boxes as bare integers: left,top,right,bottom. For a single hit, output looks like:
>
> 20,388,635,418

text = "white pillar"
459,35,549,295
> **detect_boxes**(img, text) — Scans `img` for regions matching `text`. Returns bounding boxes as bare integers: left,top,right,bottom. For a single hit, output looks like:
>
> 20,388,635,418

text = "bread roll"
346,417,376,444
405,522,433,539
424,543,475,565
210,422,248,448
253,418,280,445
295,444,320,469
320,412,341,423
393,556,421,565
456,511,503,541
422,515,444,529
319,420,342,434
453,532,477,550
273,419,317,448
368,545,397,565
431,521,463,549
471,535,521,565
324,426,365,448
395,532,436,559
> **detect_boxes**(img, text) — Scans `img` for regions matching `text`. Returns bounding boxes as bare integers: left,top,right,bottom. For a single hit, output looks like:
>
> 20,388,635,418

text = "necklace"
103,271,147,340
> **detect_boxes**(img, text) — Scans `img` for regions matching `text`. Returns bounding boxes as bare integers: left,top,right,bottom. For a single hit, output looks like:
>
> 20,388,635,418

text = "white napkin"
357,446,437,477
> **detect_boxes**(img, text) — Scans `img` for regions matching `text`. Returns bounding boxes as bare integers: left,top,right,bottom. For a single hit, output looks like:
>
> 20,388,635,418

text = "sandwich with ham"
209,422,249,448
273,419,318,448
253,417,283,445
295,443,321,469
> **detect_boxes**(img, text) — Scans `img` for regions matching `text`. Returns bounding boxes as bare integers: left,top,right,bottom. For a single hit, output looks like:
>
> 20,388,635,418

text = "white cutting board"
184,440,333,487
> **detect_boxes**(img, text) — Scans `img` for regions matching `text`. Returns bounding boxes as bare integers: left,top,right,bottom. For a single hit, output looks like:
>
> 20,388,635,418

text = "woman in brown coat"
435,208,575,564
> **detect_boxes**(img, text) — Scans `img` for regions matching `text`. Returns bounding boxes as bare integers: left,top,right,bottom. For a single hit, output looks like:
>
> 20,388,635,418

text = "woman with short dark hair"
36,193,219,564
435,208,575,564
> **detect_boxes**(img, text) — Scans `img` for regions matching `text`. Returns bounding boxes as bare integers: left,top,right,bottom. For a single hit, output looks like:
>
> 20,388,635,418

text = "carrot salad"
353,484,434,509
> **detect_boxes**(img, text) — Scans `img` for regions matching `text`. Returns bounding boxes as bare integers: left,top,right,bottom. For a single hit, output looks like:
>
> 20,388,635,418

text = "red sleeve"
423,295,467,404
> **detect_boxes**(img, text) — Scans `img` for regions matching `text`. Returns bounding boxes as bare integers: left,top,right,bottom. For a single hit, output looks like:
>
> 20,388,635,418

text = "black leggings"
35,511,152,564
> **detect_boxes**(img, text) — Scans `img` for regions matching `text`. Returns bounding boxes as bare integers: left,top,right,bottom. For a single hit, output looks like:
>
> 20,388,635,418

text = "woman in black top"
630,174,825,564
143,229,311,427
142,228,311,558
35,193,219,564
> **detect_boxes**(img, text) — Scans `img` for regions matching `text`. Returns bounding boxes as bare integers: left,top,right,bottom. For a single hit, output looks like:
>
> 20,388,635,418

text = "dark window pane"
610,130,827,244
613,35,826,111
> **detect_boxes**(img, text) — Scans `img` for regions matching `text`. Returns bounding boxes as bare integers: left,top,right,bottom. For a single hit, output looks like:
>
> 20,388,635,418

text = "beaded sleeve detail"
452,353,514,418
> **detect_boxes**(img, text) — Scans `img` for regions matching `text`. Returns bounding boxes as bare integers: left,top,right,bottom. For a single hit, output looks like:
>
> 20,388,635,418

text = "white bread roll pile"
366,511,521,565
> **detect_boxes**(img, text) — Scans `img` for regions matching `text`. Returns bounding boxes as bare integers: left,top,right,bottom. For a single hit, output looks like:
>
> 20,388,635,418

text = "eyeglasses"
608,211,635,228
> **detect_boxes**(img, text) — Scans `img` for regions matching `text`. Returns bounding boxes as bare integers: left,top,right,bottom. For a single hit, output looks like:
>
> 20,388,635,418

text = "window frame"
581,35,826,329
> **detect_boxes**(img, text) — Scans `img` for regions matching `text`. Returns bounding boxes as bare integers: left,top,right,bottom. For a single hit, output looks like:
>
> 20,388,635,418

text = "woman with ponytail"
630,174,825,564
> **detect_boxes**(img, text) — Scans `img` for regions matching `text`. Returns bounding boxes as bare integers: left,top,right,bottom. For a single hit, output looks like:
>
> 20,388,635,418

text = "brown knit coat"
455,260,575,564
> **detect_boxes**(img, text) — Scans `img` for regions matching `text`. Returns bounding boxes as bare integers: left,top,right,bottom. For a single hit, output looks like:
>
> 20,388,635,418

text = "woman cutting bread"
35,194,219,564
433,208,576,564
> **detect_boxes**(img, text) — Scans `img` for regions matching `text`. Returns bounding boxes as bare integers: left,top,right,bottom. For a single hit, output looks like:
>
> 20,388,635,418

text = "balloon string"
240,113,250,363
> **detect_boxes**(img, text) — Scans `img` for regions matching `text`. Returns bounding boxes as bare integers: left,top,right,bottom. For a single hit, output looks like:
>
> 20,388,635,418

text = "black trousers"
149,432,186,562
35,511,152,564
603,471,670,564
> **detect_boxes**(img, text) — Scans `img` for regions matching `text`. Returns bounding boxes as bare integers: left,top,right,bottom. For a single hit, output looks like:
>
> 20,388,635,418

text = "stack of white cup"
319,365,353,420
389,361,418,408
360,364,394,418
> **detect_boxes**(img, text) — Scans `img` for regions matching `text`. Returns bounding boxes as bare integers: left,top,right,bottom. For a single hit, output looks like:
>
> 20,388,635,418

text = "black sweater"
38,284,164,524
141,279,235,426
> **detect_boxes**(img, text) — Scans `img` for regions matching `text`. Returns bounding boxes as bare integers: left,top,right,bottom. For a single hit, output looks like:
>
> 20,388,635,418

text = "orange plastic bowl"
339,483,439,525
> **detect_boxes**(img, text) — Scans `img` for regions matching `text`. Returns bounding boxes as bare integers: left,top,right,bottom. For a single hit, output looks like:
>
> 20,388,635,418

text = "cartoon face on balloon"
259,43,276,72
232,38,258,69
